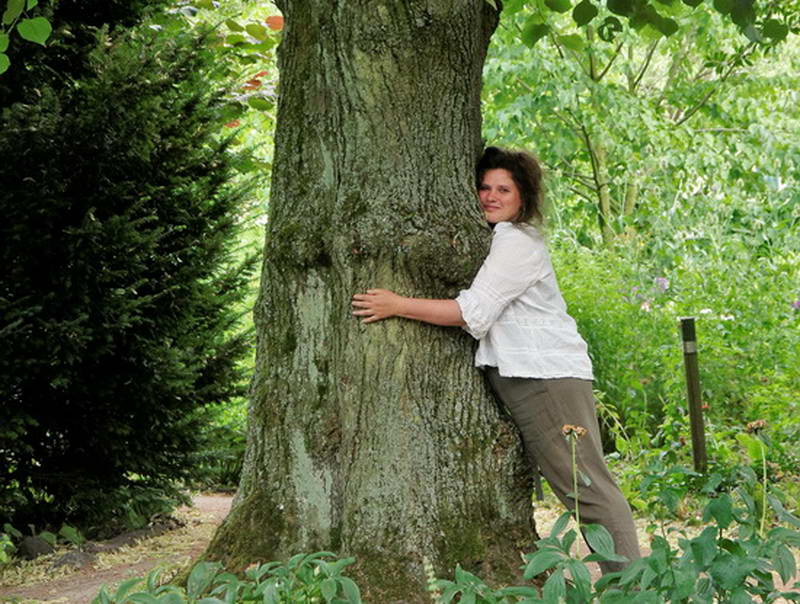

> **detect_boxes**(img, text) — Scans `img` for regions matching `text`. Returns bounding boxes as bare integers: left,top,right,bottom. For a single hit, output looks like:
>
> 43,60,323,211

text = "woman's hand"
352,289,405,324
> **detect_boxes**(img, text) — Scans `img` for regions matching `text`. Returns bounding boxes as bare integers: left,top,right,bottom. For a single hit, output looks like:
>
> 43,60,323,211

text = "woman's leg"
486,368,641,574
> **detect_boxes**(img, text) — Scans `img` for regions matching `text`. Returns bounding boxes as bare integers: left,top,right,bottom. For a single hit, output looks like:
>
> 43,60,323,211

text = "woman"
351,146,640,573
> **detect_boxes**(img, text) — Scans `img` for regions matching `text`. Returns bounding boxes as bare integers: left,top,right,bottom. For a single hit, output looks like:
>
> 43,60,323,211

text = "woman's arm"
352,289,465,326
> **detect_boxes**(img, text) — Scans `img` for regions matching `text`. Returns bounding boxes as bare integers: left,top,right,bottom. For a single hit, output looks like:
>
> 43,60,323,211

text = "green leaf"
584,524,619,559
772,543,796,584
607,0,633,16
542,567,566,601
58,524,85,545
762,19,789,41
225,19,244,31
736,432,765,463
38,530,57,546
550,511,571,537
713,0,732,14
689,526,718,570
26,0,37,8
321,578,337,602
115,577,145,601
187,562,220,598
337,576,361,603
245,23,268,41
17,17,51,45
598,16,624,41
654,15,679,36
2,0,24,25
247,97,273,111
558,34,586,51
521,20,550,48
545,0,572,13
0,32,10,53
682,0,703,5
128,595,160,604
703,494,733,529
523,550,563,578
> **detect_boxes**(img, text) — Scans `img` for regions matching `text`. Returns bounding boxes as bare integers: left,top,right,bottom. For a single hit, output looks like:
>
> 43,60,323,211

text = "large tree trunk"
206,1,537,599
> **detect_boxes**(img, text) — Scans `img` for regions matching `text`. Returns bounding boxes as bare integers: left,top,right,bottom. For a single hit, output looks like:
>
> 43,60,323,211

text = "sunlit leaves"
17,16,50,45
572,0,598,26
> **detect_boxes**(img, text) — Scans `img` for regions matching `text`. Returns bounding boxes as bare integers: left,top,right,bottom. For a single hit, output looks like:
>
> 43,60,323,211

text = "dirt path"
0,494,232,604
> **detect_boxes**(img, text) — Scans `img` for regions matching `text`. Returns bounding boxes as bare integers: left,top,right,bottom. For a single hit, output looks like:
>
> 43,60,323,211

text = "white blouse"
455,222,593,380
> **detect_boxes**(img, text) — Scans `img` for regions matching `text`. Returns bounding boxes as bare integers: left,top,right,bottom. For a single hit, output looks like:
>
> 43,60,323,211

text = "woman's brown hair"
476,146,544,224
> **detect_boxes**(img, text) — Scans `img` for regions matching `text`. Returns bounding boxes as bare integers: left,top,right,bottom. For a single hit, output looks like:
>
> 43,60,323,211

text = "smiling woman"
353,145,641,574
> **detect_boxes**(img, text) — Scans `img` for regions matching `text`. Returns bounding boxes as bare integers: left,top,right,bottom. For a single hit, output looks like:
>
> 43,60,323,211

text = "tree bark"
204,1,537,600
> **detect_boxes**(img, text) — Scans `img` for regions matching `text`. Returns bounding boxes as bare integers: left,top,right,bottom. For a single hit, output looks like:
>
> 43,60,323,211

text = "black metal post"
680,317,707,473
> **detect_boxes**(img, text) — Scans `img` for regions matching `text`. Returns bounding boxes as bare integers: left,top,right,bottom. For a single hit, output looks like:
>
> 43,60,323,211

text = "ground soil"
0,495,232,604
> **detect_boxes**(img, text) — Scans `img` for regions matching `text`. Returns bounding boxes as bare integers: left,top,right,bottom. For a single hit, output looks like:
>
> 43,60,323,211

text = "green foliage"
0,21,257,532
92,554,362,603
495,0,798,45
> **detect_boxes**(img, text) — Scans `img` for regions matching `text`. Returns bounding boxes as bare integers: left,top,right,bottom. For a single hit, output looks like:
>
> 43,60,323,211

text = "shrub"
0,24,257,531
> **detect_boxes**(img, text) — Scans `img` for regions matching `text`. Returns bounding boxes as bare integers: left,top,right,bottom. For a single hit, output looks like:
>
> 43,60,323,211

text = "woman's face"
478,168,523,224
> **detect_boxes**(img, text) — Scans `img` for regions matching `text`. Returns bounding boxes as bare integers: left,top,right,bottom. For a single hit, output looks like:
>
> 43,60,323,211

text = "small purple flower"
654,277,670,293
792,299,800,310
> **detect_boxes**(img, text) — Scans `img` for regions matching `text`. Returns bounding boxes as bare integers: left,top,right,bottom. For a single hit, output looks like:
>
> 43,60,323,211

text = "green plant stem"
571,436,581,545
759,439,767,537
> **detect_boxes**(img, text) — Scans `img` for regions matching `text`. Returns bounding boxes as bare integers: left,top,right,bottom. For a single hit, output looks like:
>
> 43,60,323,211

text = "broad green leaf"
245,23,268,41
321,578,337,602
542,567,566,601
58,524,85,545
17,17,51,45
128,595,160,604
772,543,796,584
115,577,145,601
730,0,755,27
225,19,244,31
689,526,717,570
703,494,733,529
735,432,765,463
558,34,586,51
763,19,788,41
713,0,733,14
521,21,550,48
607,0,633,16
523,550,563,578
26,0,37,8
338,576,361,603
545,0,572,13
247,97,273,111
584,524,617,559
38,530,57,546
187,562,220,598
3,0,24,25
550,511,571,537
572,0,598,30
654,16,679,36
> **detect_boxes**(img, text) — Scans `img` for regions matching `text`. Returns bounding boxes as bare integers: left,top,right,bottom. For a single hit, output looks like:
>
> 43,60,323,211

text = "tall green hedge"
0,23,257,531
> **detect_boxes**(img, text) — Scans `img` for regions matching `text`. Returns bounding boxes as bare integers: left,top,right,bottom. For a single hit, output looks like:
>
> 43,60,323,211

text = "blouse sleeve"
455,223,544,340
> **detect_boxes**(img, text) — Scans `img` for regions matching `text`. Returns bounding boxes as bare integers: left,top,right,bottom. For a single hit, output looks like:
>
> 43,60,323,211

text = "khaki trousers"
486,367,641,573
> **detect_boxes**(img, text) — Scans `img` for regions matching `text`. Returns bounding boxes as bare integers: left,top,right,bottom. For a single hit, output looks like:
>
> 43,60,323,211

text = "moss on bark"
203,1,542,600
